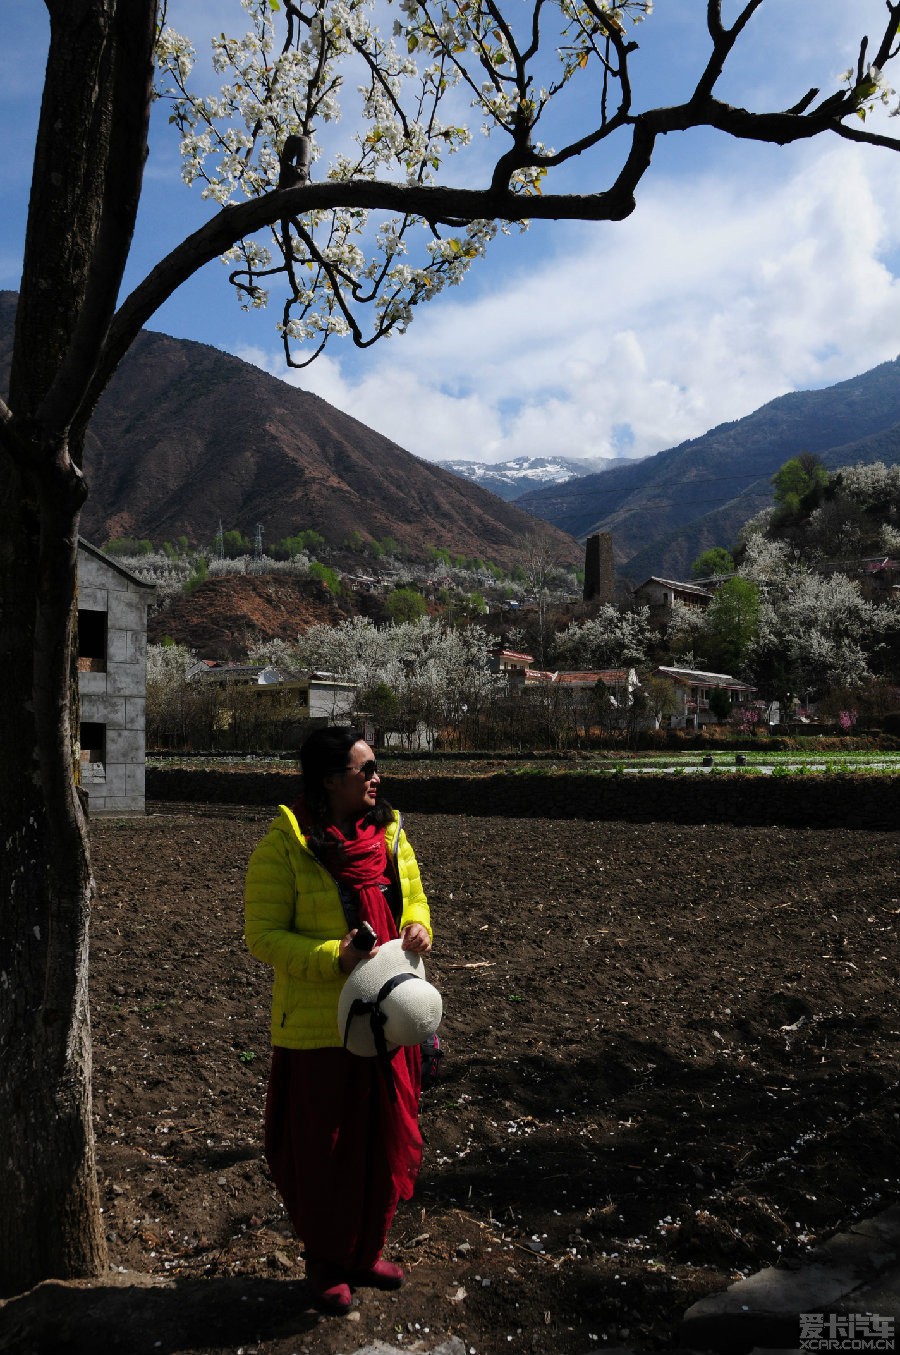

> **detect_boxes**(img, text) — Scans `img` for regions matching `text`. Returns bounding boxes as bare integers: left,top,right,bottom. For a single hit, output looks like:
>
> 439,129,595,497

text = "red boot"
306,1260,354,1314
350,1258,405,1290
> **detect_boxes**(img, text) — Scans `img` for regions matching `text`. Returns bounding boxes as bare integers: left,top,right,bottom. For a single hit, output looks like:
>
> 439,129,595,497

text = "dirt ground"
7,803,900,1355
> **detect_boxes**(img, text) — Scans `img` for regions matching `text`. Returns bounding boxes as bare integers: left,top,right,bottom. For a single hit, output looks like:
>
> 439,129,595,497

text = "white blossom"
554,606,653,668
153,0,658,362
749,571,886,690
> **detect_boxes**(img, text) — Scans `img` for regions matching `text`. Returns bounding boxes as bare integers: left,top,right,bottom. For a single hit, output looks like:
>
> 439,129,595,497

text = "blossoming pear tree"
3,0,900,1297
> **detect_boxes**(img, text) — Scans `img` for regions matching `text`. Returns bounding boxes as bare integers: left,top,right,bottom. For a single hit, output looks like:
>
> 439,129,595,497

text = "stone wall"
145,768,899,830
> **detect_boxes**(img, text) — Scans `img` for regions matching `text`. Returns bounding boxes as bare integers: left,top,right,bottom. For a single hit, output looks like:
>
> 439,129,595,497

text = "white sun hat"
338,937,442,1058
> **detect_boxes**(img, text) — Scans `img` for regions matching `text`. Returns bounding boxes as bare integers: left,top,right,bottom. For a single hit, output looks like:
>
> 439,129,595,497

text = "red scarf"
294,801,398,942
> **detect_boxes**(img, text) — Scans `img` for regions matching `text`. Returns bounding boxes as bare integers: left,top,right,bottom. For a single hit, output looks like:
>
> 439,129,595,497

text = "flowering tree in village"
249,615,503,742
745,553,900,700
5,0,900,1297
665,522,900,703
553,604,653,669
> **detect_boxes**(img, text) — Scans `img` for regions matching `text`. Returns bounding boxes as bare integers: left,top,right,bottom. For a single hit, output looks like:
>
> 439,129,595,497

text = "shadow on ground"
0,1272,317,1355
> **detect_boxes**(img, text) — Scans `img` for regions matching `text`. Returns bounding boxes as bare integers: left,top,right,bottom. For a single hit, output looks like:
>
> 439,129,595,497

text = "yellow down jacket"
244,804,431,1049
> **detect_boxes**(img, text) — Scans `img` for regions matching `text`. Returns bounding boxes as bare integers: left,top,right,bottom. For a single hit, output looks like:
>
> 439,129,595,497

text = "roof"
309,672,357,688
493,648,534,663
196,663,267,682
552,669,635,686
656,665,755,692
196,664,357,689
524,668,638,687
635,576,715,599
78,538,156,592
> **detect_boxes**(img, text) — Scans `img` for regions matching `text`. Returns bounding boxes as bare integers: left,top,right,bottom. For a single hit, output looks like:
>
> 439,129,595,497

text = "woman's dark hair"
299,726,392,844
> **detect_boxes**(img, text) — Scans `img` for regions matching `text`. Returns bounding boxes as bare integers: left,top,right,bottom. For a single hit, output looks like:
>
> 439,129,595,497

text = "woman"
244,726,432,1315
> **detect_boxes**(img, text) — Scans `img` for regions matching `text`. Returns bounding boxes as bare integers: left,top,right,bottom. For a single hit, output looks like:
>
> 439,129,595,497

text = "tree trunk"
0,440,104,1294
0,0,157,1295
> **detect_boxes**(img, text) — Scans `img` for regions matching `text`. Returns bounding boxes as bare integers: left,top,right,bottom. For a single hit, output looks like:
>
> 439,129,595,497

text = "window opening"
79,722,106,781
77,609,107,672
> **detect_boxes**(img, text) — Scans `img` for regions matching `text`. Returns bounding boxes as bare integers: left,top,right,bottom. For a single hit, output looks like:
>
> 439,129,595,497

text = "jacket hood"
271,803,310,849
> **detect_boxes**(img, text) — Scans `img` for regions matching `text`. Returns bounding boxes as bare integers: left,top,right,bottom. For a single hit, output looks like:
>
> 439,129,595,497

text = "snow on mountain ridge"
436,453,614,500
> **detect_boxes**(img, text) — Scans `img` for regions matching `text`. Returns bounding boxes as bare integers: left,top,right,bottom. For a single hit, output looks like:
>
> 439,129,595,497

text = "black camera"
352,921,378,952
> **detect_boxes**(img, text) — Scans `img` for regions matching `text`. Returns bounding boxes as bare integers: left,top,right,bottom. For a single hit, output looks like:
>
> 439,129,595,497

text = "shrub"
104,536,154,556
385,587,427,623
309,561,342,594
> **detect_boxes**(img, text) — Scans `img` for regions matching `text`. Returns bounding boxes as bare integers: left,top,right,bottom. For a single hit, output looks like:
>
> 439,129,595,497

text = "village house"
77,539,155,815
522,667,643,731
655,665,755,730
523,666,641,704
341,572,387,594
859,556,900,601
634,576,715,626
194,663,359,732
490,646,642,717
488,647,535,682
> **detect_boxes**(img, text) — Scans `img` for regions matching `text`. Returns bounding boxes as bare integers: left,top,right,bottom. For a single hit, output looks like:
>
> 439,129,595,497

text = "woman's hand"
400,923,431,954
338,930,379,974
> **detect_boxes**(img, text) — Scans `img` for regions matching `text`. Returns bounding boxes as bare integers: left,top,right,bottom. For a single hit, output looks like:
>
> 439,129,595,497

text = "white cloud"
236,139,900,466
240,348,506,459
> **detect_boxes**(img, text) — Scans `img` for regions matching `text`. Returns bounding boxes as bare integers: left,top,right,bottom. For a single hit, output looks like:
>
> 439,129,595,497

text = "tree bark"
0,437,103,1295
0,0,157,1296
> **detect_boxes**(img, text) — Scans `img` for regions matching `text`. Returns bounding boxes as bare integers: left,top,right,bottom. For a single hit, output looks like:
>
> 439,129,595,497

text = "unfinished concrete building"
77,539,154,814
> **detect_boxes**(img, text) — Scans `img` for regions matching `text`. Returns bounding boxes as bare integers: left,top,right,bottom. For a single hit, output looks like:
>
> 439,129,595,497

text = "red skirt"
264,1042,422,1270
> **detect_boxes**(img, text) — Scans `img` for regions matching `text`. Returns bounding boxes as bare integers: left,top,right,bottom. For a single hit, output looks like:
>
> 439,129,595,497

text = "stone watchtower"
582,532,615,603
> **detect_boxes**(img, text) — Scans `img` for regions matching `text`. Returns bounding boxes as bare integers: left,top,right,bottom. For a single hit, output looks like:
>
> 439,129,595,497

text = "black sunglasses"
346,759,378,780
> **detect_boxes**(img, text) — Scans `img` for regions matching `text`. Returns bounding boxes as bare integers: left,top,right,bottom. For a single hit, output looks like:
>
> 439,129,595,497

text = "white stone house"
654,665,755,730
77,539,154,814
488,647,535,683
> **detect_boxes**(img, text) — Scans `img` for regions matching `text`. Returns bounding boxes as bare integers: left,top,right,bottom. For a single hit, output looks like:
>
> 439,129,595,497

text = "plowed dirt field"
6,802,899,1355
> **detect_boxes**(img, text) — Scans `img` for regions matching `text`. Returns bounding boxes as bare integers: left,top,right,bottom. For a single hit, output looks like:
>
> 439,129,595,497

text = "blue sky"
5,2,900,466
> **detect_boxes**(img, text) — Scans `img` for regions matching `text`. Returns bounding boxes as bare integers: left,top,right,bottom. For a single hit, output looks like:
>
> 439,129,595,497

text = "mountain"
147,572,358,658
515,357,900,580
436,453,618,501
0,291,580,571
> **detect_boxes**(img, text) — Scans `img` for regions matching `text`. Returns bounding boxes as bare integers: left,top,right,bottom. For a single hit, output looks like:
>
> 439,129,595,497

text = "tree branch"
833,120,900,152
870,3,900,73
784,88,820,117
697,96,900,148
88,176,633,405
84,37,900,419
695,0,766,105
